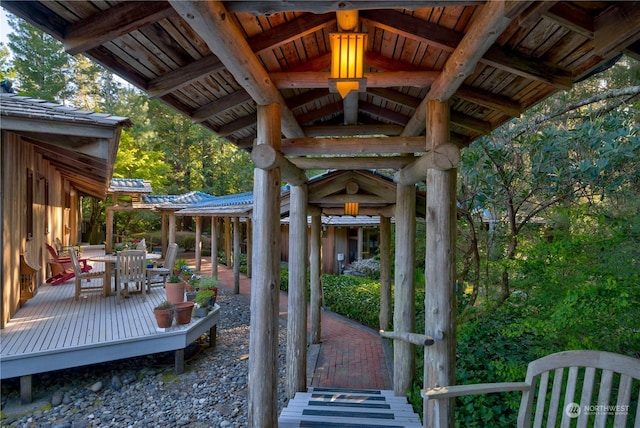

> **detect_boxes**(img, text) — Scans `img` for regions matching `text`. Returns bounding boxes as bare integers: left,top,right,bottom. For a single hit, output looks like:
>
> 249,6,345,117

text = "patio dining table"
88,252,161,296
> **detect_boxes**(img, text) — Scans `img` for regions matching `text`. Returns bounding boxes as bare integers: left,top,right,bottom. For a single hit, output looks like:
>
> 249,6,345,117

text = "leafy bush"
322,274,381,328
180,235,196,251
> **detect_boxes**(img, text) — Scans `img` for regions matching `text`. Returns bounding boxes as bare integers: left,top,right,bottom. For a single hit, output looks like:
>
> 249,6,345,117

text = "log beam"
395,143,461,184
282,136,427,156
290,156,414,171
251,144,308,185
380,330,434,347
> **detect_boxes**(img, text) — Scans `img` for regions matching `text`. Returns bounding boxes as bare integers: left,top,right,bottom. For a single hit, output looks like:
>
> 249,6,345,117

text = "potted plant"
194,290,214,317
153,300,174,328
174,258,188,276
166,274,185,304
197,276,218,306
185,276,199,293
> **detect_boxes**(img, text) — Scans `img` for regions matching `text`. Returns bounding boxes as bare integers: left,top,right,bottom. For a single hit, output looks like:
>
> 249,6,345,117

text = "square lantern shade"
344,202,359,216
329,33,367,98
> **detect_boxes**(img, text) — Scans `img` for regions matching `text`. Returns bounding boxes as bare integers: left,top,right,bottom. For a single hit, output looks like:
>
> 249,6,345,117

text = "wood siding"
1,131,79,328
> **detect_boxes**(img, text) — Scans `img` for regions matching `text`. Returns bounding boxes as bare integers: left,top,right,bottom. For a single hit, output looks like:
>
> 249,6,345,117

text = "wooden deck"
0,251,220,402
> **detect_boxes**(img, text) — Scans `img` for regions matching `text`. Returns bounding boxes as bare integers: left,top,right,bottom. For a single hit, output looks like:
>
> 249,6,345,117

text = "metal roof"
108,178,153,194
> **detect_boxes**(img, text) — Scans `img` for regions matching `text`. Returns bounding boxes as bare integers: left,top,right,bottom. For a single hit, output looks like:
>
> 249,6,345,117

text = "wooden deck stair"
278,387,422,427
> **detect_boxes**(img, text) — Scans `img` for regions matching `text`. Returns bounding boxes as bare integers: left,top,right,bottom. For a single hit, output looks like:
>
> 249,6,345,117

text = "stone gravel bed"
1,288,289,427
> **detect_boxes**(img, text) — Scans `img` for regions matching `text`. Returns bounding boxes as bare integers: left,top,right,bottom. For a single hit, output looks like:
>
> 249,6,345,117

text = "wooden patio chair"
422,350,640,428
45,243,91,286
146,243,178,291
116,250,147,301
69,247,105,300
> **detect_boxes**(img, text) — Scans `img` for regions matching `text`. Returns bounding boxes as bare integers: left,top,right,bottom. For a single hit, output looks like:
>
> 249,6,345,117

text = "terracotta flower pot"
166,281,185,304
154,307,174,328
174,301,195,325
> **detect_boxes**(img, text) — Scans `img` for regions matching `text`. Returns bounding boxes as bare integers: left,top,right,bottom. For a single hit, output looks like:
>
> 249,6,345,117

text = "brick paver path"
192,255,391,390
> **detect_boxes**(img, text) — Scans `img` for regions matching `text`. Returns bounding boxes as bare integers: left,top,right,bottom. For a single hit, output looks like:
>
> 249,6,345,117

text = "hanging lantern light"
329,33,367,98
344,202,359,216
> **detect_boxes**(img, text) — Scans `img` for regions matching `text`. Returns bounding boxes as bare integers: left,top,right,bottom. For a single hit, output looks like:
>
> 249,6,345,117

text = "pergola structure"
5,1,639,426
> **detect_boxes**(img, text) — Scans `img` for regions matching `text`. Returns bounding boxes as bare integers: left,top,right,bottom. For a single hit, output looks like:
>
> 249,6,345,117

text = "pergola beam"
290,156,414,171
282,136,428,155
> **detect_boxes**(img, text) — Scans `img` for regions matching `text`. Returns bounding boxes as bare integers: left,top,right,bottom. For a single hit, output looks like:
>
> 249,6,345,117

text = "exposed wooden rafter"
64,2,176,55
168,0,304,138
403,0,520,136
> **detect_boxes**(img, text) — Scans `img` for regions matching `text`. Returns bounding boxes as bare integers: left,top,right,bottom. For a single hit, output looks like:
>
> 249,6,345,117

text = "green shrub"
322,274,381,328
180,236,196,251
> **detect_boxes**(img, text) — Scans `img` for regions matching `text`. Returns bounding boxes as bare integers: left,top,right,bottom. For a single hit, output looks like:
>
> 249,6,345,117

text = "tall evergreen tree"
7,14,71,102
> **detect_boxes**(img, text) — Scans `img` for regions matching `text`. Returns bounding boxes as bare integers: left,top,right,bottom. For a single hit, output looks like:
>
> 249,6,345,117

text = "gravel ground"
1,288,289,427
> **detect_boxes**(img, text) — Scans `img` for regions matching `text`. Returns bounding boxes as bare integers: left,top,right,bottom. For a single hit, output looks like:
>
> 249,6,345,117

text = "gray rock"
51,390,64,407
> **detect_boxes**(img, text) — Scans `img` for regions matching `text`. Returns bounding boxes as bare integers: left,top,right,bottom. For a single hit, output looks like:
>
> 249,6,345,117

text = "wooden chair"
146,243,178,291
422,350,640,428
69,248,105,300
45,243,91,286
116,250,147,301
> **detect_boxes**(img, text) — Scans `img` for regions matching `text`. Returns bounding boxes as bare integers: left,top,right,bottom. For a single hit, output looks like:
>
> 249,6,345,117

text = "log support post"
424,100,457,428
210,217,218,280
195,216,202,272
246,218,252,278
105,208,114,254
310,213,322,344
225,217,232,267
161,212,168,257
169,212,176,245
394,183,416,396
233,216,241,294
248,103,282,427
379,215,391,331
20,375,32,404
286,184,308,398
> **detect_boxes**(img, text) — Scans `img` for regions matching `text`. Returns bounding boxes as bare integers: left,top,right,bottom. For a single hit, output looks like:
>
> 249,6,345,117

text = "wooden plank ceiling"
4,1,640,170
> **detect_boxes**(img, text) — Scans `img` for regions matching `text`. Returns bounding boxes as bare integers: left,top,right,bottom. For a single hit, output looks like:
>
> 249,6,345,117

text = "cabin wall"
280,224,352,275
1,131,72,328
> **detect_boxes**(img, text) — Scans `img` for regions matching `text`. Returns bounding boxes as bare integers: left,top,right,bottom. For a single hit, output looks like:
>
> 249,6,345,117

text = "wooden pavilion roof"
4,1,639,169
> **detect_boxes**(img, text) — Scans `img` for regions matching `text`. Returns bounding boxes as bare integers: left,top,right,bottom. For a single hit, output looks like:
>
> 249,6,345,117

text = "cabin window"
26,168,33,240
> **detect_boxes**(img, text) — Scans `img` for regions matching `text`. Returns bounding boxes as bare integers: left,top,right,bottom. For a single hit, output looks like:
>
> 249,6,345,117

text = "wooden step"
279,388,422,428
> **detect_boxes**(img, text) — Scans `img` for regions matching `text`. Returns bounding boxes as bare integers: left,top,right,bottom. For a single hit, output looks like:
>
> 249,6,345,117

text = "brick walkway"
192,255,392,390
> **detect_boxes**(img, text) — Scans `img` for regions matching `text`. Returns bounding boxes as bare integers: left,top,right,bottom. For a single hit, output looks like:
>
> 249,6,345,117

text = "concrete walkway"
190,255,392,391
